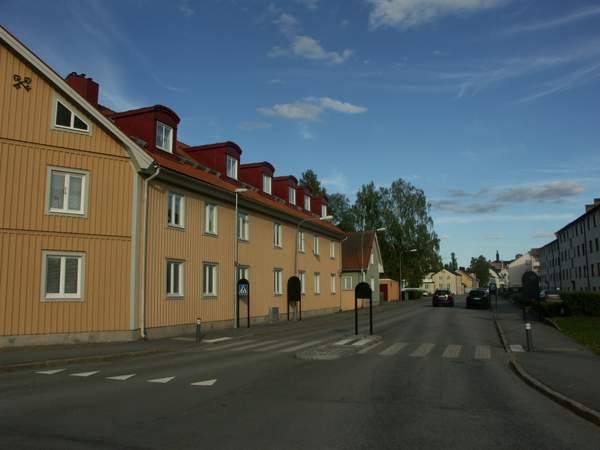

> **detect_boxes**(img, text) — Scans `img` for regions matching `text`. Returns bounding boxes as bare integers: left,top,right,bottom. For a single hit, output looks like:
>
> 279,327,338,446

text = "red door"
380,284,388,302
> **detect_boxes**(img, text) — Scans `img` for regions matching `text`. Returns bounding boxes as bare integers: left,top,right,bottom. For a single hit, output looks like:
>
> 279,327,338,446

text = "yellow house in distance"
430,269,464,295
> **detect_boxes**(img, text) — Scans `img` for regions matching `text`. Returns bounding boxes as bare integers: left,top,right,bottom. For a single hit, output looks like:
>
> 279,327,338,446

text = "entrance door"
380,284,388,302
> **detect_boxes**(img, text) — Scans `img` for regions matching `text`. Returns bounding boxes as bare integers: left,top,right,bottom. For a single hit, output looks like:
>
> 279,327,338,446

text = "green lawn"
553,316,600,355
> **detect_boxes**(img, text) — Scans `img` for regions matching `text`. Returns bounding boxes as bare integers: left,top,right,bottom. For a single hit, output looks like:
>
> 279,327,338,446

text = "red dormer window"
156,121,173,153
263,174,272,195
289,187,296,205
226,155,238,179
304,194,311,211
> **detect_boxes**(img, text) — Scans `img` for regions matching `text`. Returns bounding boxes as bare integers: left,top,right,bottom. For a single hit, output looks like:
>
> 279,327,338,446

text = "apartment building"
0,26,344,346
539,239,560,290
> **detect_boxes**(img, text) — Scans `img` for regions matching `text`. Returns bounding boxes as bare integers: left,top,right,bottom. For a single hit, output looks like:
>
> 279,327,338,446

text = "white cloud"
322,172,350,193
366,0,504,30
505,5,600,35
270,35,353,65
257,97,367,121
436,213,575,225
178,0,195,17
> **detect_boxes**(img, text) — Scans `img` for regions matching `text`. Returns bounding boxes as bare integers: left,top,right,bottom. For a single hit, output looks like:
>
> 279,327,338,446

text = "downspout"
140,165,160,339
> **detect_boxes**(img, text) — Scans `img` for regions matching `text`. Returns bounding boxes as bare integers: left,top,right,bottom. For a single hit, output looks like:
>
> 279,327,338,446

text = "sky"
4,0,600,267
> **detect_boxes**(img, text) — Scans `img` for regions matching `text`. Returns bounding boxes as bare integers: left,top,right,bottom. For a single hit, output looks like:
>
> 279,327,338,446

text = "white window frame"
274,223,282,248
370,277,375,294
304,195,311,211
46,167,88,216
156,121,173,153
331,273,337,294
226,155,238,179
330,240,336,259
313,236,320,256
314,272,321,295
321,204,327,217
300,271,306,295
42,251,85,301
237,266,249,281
167,191,185,228
343,276,353,290
203,263,218,297
238,212,250,241
166,260,184,298
274,269,283,295
52,97,90,134
204,203,218,235
263,174,272,195
298,231,305,253
289,187,296,205
370,252,374,265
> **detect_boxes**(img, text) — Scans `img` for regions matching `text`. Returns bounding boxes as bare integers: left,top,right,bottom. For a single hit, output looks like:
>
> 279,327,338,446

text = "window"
313,236,320,255
166,260,184,297
54,99,89,132
263,175,272,195
298,231,305,252
289,187,296,205
205,203,218,234
156,121,173,153
314,272,320,294
238,213,249,240
203,263,218,296
48,168,87,215
300,272,306,294
43,252,84,300
370,277,375,293
330,241,336,259
321,204,327,217
273,223,282,247
343,276,353,290
237,266,249,281
331,273,337,294
596,238,599,252
370,252,374,265
226,155,238,179
304,195,311,211
274,269,283,295
167,192,184,227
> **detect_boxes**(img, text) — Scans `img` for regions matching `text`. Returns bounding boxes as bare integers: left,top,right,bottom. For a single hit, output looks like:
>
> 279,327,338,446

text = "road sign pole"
247,285,250,329
369,296,373,335
354,297,358,335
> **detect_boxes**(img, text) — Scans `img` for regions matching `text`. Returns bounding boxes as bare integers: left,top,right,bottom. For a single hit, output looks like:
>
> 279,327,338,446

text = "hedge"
532,300,564,317
560,292,600,317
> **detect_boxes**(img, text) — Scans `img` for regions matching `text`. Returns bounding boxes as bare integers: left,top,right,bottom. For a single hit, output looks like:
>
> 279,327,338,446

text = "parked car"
432,289,454,307
466,289,490,309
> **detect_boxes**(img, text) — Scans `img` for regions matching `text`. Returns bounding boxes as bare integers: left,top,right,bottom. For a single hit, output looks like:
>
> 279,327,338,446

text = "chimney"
594,198,600,207
586,204,594,213
65,72,99,106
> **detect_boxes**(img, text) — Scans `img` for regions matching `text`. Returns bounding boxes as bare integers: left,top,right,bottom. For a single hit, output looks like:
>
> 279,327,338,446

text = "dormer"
239,162,275,194
296,185,313,212
184,141,243,180
273,175,299,206
312,195,329,217
108,105,180,155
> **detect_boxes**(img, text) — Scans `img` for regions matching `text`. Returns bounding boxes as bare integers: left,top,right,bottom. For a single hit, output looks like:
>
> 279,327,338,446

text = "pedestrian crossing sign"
238,279,249,297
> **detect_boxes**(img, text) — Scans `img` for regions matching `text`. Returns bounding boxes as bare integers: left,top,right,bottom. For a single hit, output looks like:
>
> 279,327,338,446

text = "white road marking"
278,340,324,353
379,342,408,356
475,345,491,360
352,337,378,347
410,343,435,357
333,338,356,346
510,344,525,352
358,341,384,354
442,345,462,359
35,369,66,375
227,340,279,352
70,371,99,377
204,340,255,351
147,377,175,384
190,379,217,386
107,374,136,381
254,340,298,352
203,337,233,344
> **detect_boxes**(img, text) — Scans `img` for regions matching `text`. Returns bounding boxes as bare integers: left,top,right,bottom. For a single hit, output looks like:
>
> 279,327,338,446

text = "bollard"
196,317,202,343
525,322,532,351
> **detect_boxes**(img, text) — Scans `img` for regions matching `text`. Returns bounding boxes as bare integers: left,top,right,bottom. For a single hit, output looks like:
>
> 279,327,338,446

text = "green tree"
299,169,326,197
327,193,356,232
469,255,491,286
445,252,458,272
353,182,384,231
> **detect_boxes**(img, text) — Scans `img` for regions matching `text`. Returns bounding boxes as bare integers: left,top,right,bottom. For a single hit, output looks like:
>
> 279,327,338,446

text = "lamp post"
398,248,417,301
234,188,248,328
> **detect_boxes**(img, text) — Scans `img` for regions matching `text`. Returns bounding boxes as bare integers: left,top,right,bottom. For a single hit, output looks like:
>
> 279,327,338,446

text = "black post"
369,296,373,335
195,318,202,342
247,288,250,328
354,297,358,335
287,300,289,321
299,301,302,321
236,293,240,329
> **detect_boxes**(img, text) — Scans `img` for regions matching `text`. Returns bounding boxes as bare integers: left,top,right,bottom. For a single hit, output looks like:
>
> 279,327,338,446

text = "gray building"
539,239,560,290
341,230,384,305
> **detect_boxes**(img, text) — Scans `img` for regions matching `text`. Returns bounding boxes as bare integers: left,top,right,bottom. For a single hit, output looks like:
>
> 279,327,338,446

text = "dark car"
432,289,454,307
466,289,491,309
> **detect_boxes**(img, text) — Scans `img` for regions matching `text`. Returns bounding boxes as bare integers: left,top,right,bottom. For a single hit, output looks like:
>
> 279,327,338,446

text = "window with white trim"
54,99,89,132
313,236,320,255
300,271,306,294
321,204,327,217
370,277,375,294
167,191,184,227
238,213,249,240
48,169,87,215
330,273,337,294
370,252,374,265
205,203,218,234
274,223,282,247
274,269,283,295
203,263,218,296
226,155,238,179
314,272,320,294
263,175,272,195
43,252,84,300
156,121,173,153
166,260,184,297
330,241,336,259
304,195,311,211
343,276,353,290
298,231,305,252
289,187,296,205
237,266,249,281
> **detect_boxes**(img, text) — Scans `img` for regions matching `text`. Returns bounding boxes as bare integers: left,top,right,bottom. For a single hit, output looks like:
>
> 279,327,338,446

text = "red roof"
342,231,375,271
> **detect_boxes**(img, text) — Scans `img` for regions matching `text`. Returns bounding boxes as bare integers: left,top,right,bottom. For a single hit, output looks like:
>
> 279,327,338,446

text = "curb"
0,348,167,373
493,313,600,428
540,316,562,332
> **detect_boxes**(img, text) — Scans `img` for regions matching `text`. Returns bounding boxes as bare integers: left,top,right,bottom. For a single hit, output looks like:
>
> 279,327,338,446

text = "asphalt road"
1,296,599,449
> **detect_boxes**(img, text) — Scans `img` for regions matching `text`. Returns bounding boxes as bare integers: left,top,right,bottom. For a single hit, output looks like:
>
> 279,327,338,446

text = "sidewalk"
494,297,600,414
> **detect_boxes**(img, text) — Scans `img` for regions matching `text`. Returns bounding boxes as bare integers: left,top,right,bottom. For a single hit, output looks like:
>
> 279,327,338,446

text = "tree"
469,255,491,286
327,193,356,232
353,182,384,231
299,169,326,197
445,252,458,272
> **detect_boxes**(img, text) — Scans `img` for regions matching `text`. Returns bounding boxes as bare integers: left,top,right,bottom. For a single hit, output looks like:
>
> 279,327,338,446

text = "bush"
560,292,600,317
532,300,564,317
407,290,421,300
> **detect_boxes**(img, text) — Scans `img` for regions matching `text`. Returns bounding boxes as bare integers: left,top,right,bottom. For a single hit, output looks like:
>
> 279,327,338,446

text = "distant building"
431,269,463,294
421,273,435,294
456,268,478,292
508,250,540,288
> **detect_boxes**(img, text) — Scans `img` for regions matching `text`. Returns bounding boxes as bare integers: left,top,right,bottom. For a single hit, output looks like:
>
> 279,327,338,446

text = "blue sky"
4,0,600,267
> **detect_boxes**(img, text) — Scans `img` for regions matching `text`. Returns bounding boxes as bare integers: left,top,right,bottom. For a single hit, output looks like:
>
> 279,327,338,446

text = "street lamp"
399,248,417,301
234,188,248,328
